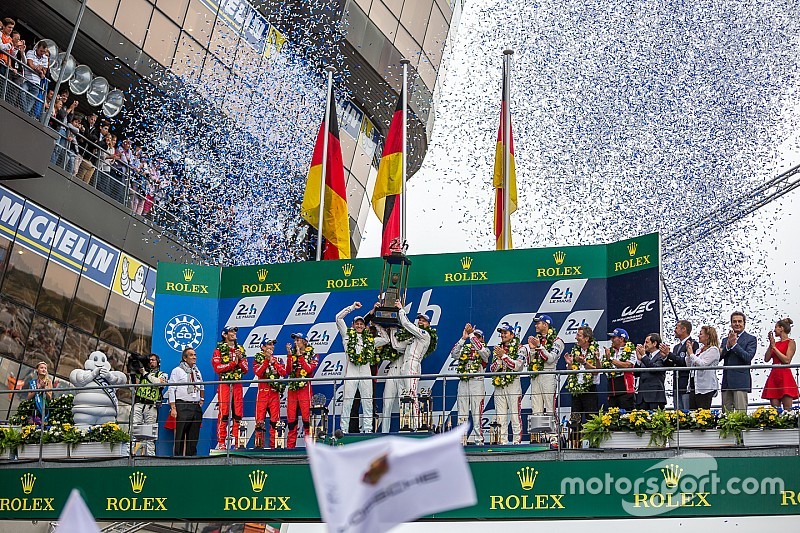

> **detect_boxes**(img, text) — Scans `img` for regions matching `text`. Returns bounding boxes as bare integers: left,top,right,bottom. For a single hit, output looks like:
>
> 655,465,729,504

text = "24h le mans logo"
165,314,204,351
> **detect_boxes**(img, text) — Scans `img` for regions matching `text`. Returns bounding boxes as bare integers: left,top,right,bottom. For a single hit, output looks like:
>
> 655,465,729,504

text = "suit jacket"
664,339,699,395
719,330,757,392
636,351,667,404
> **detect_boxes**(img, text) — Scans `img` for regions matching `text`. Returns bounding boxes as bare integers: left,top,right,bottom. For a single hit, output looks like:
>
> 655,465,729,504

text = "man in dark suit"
635,333,667,410
661,320,699,410
720,311,757,412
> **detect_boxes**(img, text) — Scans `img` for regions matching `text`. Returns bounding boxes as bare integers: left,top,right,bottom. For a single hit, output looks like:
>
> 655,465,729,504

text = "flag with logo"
307,426,476,533
55,489,101,533
301,97,351,260
493,75,517,250
371,87,404,257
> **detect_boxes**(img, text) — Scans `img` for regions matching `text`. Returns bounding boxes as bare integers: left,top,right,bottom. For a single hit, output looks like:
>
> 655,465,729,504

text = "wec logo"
621,300,656,317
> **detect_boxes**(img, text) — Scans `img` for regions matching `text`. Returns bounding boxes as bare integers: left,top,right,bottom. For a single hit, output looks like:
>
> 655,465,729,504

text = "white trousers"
132,402,158,456
494,379,522,444
457,378,485,443
530,374,557,414
341,363,373,433
381,360,403,433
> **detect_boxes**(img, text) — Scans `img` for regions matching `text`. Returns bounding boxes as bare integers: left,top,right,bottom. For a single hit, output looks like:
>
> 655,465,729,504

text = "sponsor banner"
338,99,365,140
0,456,798,520
0,186,26,238
607,235,660,277
607,267,662,343
112,253,151,305
359,114,380,159
154,235,659,455
199,0,271,55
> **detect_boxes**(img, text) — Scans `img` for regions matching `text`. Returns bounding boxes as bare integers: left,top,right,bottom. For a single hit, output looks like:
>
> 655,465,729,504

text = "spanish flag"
371,88,404,257
492,77,517,250
301,100,351,259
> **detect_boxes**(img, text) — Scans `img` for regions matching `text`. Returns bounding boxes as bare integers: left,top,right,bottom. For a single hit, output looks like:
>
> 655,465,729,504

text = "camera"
127,353,150,374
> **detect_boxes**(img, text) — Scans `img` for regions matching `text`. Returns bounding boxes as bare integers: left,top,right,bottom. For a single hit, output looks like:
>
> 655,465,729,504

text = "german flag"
371,88,404,257
493,76,517,250
301,100,351,259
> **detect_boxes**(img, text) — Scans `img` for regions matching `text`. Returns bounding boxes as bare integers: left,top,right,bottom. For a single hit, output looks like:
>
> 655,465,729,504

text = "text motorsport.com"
560,472,785,496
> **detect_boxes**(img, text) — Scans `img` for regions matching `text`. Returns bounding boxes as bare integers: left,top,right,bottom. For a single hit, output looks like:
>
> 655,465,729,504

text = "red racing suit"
253,353,286,448
212,342,249,448
285,347,319,448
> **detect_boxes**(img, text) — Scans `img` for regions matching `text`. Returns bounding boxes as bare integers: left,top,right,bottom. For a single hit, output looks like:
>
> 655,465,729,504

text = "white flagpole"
316,66,336,261
503,49,513,250
400,58,410,247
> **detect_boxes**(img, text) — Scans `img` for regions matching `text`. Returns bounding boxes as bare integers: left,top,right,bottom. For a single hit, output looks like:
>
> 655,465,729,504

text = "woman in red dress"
762,317,798,410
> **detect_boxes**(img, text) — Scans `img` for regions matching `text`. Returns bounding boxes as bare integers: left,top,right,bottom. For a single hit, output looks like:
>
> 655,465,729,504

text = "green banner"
1,452,798,521
156,262,222,299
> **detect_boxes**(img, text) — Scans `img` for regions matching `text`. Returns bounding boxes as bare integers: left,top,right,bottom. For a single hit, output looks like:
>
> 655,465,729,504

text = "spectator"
7,30,27,108
168,347,204,456
76,113,101,183
661,320,699,410
685,325,720,409
131,353,168,456
0,17,13,80
64,113,83,174
719,311,758,412
762,318,798,410
23,361,53,424
23,40,48,117
635,333,667,410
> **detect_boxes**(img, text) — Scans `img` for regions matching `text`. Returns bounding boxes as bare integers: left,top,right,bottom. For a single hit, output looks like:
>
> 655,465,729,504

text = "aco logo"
489,465,565,511
536,251,583,278
106,471,168,511
327,263,368,289
165,314,204,352
614,241,652,272
0,472,56,512
222,470,292,512
444,256,488,283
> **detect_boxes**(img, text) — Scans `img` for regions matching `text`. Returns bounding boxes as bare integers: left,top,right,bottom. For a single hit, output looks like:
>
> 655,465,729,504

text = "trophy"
238,420,248,449
490,419,502,445
418,389,433,432
399,391,414,432
309,393,329,442
373,239,412,326
528,414,556,445
274,420,287,449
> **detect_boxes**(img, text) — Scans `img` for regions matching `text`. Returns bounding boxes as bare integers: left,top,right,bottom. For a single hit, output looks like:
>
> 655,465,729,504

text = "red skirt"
762,367,800,399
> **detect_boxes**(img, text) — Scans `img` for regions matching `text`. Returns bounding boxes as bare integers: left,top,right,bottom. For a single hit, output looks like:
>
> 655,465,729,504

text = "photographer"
130,353,167,456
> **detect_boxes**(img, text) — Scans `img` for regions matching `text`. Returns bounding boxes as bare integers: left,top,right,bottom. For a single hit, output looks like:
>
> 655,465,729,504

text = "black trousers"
690,391,714,409
608,393,635,411
174,400,203,456
571,386,599,427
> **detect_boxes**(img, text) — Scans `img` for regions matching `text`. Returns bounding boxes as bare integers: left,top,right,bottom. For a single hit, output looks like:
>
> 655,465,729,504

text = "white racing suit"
376,326,409,433
491,342,529,444
529,338,564,414
336,305,387,433
450,335,490,444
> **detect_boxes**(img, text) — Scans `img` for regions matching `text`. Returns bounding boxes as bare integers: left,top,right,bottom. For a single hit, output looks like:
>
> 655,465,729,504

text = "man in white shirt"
168,348,204,456
22,40,48,117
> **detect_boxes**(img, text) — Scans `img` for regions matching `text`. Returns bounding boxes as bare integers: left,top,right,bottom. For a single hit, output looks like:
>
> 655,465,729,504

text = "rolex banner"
152,233,661,455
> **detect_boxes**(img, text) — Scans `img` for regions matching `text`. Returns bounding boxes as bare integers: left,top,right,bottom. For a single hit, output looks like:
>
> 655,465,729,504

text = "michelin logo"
284,293,331,325
537,279,588,313
225,296,270,328
557,310,604,344
165,314,204,352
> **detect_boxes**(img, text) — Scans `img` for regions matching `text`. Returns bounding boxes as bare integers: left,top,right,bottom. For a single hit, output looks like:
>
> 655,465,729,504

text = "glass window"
400,0,431,43
36,261,79,322
2,244,48,308
172,32,206,81
100,293,138,350
417,53,438,91
381,0,404,17
231,39,261,84
209,17,239,67
23,314,67,371
68,277,110,336
144,8,181,67
0,356,21,422
128,307,152,355
0,235,13,288
369,0,398,41
354,0,372,13
422,4,448,69
184,0,217,49
338,122,358,169
393,25,421,66
346,172,366,215
59,327,99,381
358,165,379,231
87,0,120,24
0,298,33,361
157,0,189,26
9,362,36,421
96,342,131,404
114,0,154,48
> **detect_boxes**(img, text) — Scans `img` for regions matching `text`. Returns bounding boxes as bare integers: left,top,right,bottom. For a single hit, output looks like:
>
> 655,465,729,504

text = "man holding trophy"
450,324,489,444
211,326,249,450
252,339,286,448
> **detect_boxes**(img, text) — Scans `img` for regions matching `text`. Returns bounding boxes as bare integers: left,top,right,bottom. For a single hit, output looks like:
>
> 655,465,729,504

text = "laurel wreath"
395,326,438,358
456,341,485,379
254,352,286,393
566,341,601,394
217,342,245,380
603,341,636,378
492,336,521,388
346,328,376,366
288,346,315,390
528,327,558,372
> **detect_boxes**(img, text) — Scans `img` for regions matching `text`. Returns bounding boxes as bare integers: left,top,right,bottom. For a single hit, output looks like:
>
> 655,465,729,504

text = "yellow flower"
300,369,308,377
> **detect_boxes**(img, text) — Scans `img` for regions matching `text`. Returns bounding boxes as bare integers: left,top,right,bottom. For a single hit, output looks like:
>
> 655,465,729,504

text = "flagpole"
502,49,513,250
400,58,410,247
316,66,336,261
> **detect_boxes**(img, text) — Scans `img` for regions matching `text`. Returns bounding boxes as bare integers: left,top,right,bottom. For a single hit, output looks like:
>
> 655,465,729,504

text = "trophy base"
372,307,401,327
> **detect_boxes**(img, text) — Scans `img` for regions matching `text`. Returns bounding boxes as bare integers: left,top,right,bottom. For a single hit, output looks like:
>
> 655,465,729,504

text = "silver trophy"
309,393,329,442
274,420,287,449
418,389,433,431
238,420,248,449
399,391,414,432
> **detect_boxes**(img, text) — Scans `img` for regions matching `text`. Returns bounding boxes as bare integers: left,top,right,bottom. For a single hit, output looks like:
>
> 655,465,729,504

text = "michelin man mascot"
70,351,128,426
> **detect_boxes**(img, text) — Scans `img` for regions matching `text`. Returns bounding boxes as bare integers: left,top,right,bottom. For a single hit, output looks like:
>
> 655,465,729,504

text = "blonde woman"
685,325,720,409
762,318,798,410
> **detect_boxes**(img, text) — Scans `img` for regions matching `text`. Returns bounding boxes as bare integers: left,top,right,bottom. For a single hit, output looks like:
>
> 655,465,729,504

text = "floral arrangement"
456,341,485,379
529,328,558,372
254,353,286,394
395,325,438,357
683,408,715,430
216,342,246,380
492,337,521,388
377,344,402,363
602,342,635,377
287,346,316,390
84,422,129,445
346,328,376,366
565,341,600,394
749,406,798,430
1,421,129,452
9,394,75,426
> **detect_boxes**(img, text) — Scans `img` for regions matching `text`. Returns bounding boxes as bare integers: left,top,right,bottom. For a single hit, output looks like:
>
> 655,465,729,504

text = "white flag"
55,489,101,533
307,425,476,533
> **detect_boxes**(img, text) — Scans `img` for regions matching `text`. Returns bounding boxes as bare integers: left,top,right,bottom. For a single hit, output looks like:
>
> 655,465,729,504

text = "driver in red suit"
285,332,319,448
253,338,286,448
211,325,249,450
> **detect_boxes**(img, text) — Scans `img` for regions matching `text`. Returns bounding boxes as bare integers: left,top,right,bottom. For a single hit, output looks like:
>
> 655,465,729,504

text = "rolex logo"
553,251,566,265
661,463,683,489
249,469,268,493
183,268,195,282
516,466,538,491
342,263,354,277
460,256,473,270
130,471,147,494
257,269,269,282
20,473,36,494
627,241,638,256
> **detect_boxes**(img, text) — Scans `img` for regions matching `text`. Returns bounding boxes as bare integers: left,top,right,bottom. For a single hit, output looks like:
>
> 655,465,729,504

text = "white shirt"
167,365,204,403
24,50,47,85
